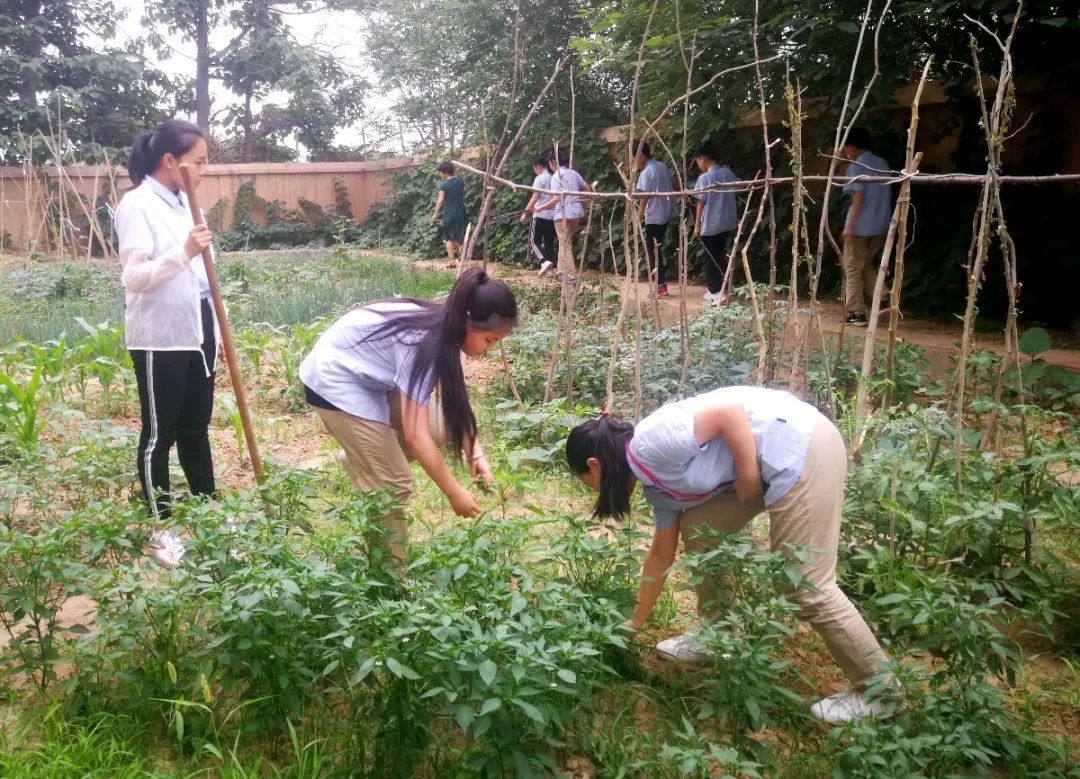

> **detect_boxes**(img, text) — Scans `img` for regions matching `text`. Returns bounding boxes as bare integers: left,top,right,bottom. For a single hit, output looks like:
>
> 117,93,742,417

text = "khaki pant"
314,393,447,564
554,218,581,277
678,419,888,684
841,233,885,316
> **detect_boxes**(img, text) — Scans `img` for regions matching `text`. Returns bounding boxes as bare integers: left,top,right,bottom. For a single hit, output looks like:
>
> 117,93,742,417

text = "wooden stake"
179,163,264,484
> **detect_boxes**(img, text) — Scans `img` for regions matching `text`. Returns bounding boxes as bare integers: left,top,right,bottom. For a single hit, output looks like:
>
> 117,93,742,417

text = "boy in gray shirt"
693,144,740,306
635,142,676,298
839,127,893,327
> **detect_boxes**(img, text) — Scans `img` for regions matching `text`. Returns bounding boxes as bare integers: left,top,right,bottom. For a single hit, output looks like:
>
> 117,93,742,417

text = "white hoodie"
115,177,221,371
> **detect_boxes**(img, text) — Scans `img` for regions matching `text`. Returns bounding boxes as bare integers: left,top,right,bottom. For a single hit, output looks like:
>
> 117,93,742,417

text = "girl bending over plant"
300,268,517,563
566,386,894,724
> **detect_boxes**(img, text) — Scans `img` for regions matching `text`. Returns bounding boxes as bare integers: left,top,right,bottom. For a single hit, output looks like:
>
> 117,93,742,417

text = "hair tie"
599,410,610,418
477,271,488,284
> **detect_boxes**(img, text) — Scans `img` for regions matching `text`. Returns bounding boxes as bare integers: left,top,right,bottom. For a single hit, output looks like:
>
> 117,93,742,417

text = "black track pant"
530,217,556,266
645,222,669,286
701,231,734,294
131,298,216,520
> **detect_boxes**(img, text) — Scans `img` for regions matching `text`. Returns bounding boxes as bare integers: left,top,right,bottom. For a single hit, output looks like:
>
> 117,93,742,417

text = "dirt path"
443,259,1080,374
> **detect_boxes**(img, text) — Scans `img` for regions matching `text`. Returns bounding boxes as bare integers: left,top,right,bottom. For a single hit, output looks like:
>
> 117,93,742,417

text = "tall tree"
0,0,170,163
359,0,622,152
577,0,1080,142
145,0,367,161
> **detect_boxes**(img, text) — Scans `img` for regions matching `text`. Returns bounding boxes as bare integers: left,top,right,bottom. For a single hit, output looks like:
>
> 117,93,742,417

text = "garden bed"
1,248,1078,777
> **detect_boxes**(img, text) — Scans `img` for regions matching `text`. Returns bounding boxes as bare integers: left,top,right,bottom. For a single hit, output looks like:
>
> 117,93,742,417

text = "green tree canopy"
144,0,369,162
0,0,171,163
357,0,624,153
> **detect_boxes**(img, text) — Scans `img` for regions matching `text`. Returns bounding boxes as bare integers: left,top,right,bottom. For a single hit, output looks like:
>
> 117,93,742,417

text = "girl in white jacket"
114,120,218,567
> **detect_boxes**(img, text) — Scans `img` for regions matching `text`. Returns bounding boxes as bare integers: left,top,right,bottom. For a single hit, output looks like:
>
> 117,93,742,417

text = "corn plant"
234,327,273,379
0,364,44,451
215,394,247,466
73,318,132,415
274,319,326,413
25,336,71,402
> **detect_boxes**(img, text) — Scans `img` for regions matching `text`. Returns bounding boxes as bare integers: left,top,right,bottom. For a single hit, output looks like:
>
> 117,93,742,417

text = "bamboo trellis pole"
180,163,264,484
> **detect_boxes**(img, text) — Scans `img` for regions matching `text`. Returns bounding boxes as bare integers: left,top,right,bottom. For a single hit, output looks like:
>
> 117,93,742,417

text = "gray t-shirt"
626,387,823,530
550,166,587,220
532,170,555,220
842,151,892,236
693,165,739,235
299,301,436,423
636,158,675,225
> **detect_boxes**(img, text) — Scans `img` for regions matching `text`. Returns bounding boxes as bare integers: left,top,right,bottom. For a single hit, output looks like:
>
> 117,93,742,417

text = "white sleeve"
117,203,193,294
633,406,701,469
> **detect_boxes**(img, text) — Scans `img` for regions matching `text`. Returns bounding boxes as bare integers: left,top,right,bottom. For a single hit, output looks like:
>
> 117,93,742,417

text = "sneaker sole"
654,648,712,664
151,550,183,569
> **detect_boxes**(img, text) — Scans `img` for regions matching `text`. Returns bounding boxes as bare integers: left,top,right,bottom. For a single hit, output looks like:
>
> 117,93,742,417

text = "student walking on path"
519,154,558,277
432,161,468,268
534,151,591,282
115,120,219,568
839,127,893,327
565,387,894,724
692,144,740,307
300,268,517,564
634,142,676,299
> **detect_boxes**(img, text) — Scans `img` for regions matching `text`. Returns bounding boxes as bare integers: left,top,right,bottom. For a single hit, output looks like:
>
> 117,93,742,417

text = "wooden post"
179,163,264,484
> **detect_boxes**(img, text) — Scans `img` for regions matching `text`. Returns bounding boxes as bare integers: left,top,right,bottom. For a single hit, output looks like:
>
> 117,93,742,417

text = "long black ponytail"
566,416,636,518
128,120,206,186
357,267,517,457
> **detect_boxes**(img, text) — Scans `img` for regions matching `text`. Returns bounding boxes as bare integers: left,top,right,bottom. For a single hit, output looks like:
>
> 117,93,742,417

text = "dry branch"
452,159,1076,200
884,58,934,409
461,52,570,264
952,6,1023,497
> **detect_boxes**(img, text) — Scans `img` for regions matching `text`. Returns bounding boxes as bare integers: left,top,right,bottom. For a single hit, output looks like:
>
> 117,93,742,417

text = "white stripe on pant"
143,351,160,520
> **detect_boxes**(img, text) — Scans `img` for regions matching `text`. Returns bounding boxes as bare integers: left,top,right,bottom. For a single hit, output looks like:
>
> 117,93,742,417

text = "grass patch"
0,248,453,344
0,707,174,779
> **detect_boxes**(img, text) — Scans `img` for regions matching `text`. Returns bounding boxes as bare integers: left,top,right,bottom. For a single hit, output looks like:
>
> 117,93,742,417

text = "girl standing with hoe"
115,120,218,568
300,268,517,564
565,387,894,724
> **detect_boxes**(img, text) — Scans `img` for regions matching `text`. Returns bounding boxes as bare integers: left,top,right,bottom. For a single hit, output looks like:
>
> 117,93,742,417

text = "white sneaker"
712,292,730,307
654,631,713,664
703,291,718,304
538,260,554,277
149,529,185,568
809,687,893,725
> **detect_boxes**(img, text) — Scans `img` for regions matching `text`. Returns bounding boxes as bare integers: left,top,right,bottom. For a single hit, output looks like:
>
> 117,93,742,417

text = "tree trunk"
241,88,255,162
17,0,44,107
195,0,210,132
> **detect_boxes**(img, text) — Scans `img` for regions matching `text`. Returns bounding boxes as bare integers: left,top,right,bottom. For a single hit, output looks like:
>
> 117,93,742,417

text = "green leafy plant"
679,531,809,744
0,505,138,690
0,364,44,452
73,317,132,415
